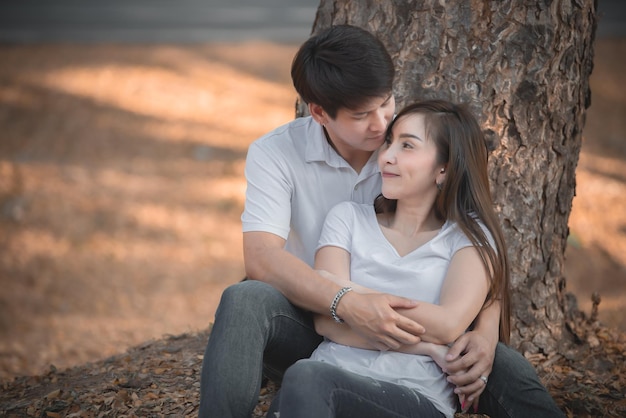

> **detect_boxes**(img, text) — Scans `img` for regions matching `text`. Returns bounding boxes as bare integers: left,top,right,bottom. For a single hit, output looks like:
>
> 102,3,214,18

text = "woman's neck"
388,199,442,237
377,200,444,257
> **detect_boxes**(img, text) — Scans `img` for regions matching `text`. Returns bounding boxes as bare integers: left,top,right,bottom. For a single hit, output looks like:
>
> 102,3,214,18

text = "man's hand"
337,291,425,351
444,331,496,412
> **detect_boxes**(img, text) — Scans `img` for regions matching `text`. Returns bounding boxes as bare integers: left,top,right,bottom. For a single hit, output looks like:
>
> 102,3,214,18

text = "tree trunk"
309,0,597,356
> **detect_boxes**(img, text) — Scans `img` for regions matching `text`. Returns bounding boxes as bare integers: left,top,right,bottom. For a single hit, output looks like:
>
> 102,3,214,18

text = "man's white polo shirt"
241,116,382,267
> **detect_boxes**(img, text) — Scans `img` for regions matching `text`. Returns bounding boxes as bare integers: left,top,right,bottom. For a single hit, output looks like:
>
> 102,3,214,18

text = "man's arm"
245,232,425,350
244,231,342,314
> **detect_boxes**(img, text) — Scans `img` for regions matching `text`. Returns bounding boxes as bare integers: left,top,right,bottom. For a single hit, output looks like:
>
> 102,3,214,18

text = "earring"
436,182,443,191
440,168,445,173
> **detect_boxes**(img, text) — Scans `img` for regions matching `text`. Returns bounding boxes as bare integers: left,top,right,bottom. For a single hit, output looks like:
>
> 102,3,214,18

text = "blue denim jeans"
199,280,323,418
198,280,565,418
479,343,565,417
268,359,445,418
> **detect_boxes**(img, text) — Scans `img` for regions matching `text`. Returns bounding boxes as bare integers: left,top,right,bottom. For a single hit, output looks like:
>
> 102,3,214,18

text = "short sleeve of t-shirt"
443,218,496,258
316,201,355,254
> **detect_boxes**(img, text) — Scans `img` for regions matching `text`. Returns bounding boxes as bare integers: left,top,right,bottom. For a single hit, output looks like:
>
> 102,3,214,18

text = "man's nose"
370,109,387,132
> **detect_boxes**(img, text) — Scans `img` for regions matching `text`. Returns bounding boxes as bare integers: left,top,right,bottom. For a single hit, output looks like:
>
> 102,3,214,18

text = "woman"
268,100,511,417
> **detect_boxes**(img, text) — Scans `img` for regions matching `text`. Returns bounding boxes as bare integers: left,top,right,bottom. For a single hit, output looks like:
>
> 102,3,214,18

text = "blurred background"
0,0,624,381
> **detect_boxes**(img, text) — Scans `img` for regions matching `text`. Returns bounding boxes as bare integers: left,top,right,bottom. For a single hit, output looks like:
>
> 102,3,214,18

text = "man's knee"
484,344,565,417
494,343,524,362
215,280,296,333
492,343,540,381
219,280,282,311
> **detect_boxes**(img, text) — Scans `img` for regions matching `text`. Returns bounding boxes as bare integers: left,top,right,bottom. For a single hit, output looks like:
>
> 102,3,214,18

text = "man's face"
324,94,396,154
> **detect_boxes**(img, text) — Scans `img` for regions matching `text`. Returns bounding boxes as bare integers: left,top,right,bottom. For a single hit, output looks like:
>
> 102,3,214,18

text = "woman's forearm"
317,269,482,345
316,245,492,347
314,314,376,349
315,313,449,369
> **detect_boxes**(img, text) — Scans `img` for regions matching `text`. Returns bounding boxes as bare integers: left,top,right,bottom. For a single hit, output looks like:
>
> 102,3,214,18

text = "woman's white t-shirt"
310,201,493,417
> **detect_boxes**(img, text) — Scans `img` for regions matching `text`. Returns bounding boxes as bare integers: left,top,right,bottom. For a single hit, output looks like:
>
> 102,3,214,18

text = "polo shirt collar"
304,121,380,176
304,121,343,166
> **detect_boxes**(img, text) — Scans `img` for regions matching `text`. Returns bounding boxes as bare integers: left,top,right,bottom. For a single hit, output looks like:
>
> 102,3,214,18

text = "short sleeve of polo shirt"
241,139,293,239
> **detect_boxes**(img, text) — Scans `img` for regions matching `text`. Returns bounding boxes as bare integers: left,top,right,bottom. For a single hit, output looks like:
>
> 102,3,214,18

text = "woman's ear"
436,166,447,186
308,103,326,126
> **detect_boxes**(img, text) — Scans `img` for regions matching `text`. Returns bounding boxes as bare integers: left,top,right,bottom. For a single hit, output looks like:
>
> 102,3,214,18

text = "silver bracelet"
330,287,353,323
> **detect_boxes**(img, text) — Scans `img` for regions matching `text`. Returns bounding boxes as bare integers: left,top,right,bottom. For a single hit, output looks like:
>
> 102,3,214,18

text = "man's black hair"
291,25,395,119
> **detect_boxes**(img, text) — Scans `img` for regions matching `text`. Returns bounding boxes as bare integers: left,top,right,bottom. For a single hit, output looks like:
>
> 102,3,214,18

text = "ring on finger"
479,375,488,384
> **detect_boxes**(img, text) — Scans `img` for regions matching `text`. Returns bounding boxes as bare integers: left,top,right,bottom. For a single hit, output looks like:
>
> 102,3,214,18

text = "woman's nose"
381,144,396,163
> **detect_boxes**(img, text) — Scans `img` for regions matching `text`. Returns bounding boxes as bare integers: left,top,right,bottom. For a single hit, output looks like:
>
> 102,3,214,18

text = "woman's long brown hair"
375,100,511,344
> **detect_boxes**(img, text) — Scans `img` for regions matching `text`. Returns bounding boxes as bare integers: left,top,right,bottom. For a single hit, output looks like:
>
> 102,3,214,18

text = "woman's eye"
402,142,413,149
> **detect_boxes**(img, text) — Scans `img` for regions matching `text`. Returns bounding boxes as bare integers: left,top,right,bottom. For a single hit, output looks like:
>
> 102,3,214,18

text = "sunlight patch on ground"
570,152,626,265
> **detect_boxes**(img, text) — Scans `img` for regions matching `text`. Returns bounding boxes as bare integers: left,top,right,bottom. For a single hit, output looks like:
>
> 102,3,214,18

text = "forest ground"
0,39,624,415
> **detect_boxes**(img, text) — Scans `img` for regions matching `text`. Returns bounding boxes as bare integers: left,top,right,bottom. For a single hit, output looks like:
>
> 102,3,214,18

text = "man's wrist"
473,302,501,347
330,287,352,323
472,326,499,350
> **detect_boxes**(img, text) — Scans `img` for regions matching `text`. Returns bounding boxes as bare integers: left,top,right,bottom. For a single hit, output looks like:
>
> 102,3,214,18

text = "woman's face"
378,112,445,201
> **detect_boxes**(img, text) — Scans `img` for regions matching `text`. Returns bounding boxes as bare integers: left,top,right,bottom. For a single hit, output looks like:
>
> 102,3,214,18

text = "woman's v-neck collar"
368,206,447,258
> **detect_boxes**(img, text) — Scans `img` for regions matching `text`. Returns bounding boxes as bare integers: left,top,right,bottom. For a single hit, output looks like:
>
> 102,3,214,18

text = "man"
199,24,564,418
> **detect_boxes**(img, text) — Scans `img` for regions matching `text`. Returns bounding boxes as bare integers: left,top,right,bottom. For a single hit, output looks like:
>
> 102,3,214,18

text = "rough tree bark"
306,0,597,356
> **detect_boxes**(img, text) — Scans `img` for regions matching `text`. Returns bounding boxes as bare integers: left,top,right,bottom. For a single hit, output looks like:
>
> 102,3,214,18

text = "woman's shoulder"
331,201,372,214
326,201,373,223
443,213,486,231
441,215,495,248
